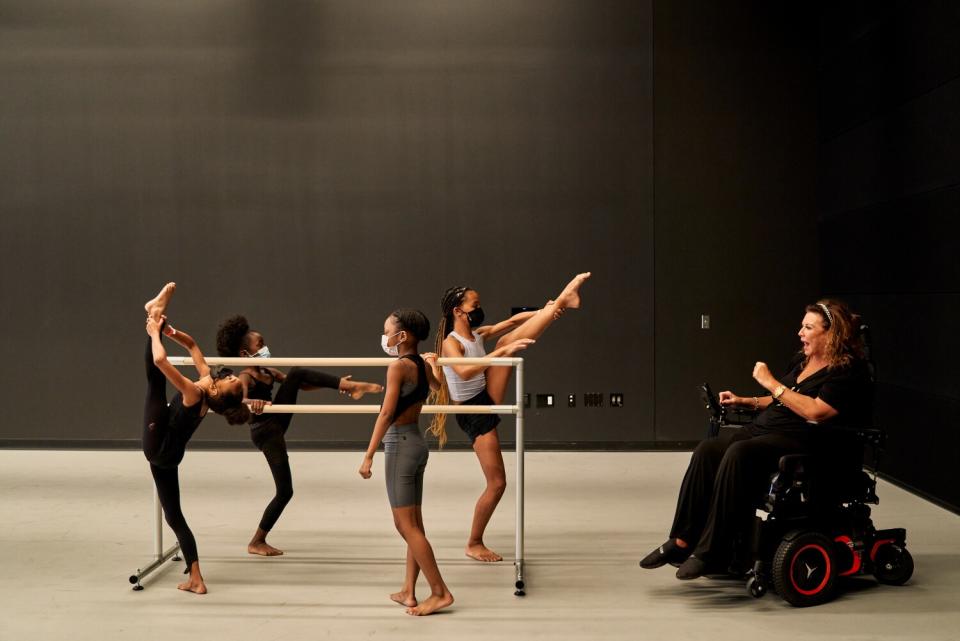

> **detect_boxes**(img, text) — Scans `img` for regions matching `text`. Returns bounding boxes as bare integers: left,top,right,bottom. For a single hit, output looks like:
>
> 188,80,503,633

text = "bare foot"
405,591,454,616
390,591,417,607
340,376,384,400
248,541,284,556
555,272,591,310
465,543,502,563
145,282,176,321
177,575,207,594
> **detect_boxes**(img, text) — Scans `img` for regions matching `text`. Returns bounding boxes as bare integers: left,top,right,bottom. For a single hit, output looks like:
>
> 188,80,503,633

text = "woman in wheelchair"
640,299,872,581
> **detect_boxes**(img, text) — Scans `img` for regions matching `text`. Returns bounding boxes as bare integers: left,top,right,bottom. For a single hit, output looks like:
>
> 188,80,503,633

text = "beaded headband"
817,302,833,326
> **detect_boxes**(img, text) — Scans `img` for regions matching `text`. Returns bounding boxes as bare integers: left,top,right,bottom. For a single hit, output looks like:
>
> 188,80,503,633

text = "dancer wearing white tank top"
426,273,591,562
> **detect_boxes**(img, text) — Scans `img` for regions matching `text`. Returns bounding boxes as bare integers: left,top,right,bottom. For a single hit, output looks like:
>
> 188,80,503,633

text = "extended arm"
147,319,203,405
165,324,211,379
475,310,537,340
752,362,838,422
441,335,532,381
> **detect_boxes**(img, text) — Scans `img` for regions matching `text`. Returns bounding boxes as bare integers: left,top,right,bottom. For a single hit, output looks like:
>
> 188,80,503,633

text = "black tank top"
152,392,205,468
246,369,276,401
246,369,275,426
390,354,429,421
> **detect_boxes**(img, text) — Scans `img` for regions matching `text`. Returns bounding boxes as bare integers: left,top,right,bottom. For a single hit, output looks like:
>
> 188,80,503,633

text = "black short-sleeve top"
751,356,873,435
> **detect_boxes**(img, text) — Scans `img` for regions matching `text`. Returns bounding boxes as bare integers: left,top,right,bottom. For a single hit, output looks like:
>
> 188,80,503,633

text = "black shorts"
455,388,501,443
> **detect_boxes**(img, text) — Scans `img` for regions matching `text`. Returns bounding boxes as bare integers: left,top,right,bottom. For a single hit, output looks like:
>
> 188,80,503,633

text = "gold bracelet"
752,396,759,410
773,385,786,399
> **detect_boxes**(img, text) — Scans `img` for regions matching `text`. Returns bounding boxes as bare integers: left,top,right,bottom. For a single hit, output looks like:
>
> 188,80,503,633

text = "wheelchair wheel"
772,531,837,607
746,575,767,599
873,544,914,586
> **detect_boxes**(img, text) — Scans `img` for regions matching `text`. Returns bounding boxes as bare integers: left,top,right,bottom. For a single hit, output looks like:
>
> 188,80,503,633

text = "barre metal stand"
131,356,526,596
129,489,181,590
514,359,526,596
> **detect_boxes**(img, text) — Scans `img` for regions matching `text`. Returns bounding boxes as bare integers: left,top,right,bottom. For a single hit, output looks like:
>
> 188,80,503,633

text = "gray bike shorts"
384,424,429,508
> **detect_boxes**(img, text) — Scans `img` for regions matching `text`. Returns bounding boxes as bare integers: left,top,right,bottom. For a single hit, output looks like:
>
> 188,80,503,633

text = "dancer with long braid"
427,272,591,562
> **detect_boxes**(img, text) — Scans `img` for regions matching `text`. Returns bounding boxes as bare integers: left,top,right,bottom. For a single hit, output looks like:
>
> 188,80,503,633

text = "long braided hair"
427,286,472,448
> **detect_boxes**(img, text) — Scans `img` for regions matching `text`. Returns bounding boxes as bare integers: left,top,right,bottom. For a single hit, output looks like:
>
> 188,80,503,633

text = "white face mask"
381,331,403,356
253,346,271,359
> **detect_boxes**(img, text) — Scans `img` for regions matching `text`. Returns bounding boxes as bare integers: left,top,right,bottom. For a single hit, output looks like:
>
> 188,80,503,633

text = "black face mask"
465,306,485,328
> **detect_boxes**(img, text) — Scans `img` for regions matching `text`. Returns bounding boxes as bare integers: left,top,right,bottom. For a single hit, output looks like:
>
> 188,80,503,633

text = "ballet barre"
130,356,528,597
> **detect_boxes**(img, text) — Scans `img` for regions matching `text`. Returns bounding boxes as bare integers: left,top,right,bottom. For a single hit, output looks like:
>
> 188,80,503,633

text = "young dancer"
428,272,591,562
142,283,249,594
358,309,452,616
216,315,383,556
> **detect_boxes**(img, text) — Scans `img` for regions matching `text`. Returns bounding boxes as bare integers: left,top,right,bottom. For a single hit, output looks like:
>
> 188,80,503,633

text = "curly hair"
804,299,865,369
216,315,250,357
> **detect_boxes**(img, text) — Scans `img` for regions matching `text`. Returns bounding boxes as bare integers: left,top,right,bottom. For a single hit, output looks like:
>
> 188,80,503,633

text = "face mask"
381,331,403,356
253,346,271,359
462,306,484,328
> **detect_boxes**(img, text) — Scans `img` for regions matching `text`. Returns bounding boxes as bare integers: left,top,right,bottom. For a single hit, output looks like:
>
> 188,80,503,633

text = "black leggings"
251,367,340,533
669,427,807,564
142,337,199,571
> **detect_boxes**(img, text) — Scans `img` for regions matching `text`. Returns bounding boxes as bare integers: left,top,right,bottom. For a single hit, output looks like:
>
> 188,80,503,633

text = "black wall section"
0,1,655,446
0,2,821,449
818,1,960,511
653,2,819,441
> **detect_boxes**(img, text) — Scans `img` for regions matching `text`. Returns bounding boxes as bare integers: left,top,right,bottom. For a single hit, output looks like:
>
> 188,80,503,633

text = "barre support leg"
514,360,526,596
130,485,181,590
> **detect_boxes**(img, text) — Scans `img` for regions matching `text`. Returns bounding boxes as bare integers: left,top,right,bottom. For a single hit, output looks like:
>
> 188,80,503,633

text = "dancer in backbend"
427,272,591,562
142,283,249,594
216,315,383,556
358,309,452,616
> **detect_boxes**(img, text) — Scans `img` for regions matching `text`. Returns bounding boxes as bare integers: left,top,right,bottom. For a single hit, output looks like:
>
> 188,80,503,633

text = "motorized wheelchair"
698,327,914,607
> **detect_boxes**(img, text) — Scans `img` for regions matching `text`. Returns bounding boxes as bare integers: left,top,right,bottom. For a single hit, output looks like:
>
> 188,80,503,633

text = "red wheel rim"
789,544,832,596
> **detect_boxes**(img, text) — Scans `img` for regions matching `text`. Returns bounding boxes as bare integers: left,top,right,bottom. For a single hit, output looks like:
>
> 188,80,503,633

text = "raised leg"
485,272,591,403
339,375,384,400
144,282,176,322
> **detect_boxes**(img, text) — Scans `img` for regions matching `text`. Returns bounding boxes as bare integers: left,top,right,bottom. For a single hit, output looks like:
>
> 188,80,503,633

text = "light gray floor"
1,450,958,640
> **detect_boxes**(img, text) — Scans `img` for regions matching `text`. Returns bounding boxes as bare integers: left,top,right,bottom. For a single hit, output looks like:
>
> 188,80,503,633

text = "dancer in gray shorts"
358,309,454,616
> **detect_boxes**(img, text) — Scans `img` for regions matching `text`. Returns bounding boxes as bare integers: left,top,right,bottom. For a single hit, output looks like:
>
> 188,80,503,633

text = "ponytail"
428,286,471,448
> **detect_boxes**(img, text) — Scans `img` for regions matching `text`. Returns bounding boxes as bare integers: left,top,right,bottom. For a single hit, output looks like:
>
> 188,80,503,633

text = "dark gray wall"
818,1,960,511
0,0,656,447
0,1,819,449
653,2,820,441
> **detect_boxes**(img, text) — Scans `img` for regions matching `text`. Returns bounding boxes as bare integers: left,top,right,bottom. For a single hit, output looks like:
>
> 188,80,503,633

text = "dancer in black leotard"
142,283,248,594
216,315,383,556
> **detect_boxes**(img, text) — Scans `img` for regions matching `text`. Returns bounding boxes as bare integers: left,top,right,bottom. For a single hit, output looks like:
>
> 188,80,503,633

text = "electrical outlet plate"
536,394,554,409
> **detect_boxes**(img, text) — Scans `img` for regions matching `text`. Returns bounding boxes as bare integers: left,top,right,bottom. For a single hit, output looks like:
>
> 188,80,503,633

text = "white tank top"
443,331,488,402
